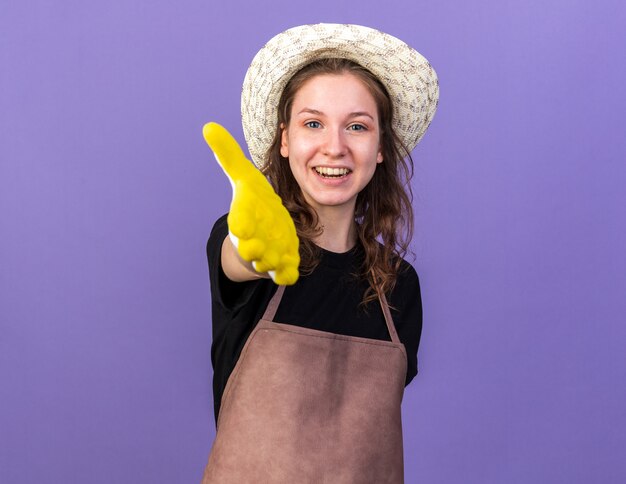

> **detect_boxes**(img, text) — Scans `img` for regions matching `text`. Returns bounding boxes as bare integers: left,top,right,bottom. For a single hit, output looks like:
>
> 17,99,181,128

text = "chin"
309,195,357,209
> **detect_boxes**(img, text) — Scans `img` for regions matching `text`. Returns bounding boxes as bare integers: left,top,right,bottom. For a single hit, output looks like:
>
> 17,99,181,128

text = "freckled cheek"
289,142,319,168
288,156,311,183
356,146,381,166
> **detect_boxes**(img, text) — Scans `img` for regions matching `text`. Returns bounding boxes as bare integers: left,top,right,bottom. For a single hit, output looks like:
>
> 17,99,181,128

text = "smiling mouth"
314,167,352,178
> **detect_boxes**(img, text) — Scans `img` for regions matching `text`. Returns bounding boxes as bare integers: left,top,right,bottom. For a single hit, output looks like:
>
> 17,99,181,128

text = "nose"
322,127,347,158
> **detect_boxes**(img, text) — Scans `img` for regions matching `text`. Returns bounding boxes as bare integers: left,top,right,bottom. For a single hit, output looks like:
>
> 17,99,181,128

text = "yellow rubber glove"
203,122,300,285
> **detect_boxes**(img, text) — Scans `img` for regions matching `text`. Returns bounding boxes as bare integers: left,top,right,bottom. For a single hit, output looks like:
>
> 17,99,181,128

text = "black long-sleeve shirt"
206,214,423,424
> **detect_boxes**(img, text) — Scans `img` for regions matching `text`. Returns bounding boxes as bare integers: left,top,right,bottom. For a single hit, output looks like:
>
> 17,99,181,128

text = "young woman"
202,24,438,483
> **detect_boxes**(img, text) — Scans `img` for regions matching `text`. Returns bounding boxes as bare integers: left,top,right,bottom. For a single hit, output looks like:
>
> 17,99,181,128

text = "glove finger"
280,253,300,269
254,249,279,273
202,122,253,181
228,198,256,240
273,267,299,286
237,238,266,262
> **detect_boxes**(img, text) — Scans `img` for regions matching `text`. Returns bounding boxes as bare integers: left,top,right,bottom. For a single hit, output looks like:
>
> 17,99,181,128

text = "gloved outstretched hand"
203,122,300,285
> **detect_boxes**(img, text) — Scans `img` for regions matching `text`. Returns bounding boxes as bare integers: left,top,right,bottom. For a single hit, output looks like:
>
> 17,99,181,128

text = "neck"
312,204,358,253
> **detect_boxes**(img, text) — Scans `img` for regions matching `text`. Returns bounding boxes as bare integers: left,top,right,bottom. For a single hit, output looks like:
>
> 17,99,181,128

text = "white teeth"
315,167,350,177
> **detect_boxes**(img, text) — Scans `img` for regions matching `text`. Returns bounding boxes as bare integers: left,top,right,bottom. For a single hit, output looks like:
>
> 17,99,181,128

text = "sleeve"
206,213,264,312
391,262,423,386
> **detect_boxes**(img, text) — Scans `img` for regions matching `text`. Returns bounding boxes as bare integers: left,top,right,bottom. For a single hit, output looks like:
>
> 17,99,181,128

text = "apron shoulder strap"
261,285,285,321
377,290,401,345
372,269,402,345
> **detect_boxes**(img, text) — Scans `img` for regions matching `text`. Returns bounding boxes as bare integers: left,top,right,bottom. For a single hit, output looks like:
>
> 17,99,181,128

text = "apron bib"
202,285,408,483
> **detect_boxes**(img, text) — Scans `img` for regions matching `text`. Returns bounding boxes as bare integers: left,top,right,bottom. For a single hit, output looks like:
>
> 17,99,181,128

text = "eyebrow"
297,108,375,121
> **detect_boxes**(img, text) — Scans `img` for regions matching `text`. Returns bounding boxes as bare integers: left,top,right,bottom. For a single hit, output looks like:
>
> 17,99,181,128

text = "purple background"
1,0,625,482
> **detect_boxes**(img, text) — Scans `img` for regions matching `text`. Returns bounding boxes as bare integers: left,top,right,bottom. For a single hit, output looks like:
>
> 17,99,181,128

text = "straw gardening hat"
241,23,439,168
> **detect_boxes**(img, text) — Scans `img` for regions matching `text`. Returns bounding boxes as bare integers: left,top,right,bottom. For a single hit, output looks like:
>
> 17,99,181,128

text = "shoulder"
207,213,229,251
206,213,229,282
389,256,421,309
377,243,420,293
396,257,420,289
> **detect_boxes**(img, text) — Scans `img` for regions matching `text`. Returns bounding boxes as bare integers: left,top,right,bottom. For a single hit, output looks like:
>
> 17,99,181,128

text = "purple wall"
2,1,625,482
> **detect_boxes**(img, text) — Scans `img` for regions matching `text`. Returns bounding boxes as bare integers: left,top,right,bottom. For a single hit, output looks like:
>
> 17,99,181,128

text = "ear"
280,123,289,158
376,145,383,164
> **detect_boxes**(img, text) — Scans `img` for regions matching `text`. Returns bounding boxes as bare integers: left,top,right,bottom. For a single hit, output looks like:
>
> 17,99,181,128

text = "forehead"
291,72,378,112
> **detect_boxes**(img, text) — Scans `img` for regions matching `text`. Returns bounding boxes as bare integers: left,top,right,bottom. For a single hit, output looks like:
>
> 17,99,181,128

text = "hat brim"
241,23,439,168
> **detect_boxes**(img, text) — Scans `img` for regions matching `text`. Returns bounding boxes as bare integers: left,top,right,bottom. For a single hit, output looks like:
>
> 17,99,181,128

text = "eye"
305,121,321,129
349,124,367,131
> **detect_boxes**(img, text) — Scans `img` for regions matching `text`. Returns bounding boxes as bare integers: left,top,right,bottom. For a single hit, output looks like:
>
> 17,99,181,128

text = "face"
280,72,383,213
